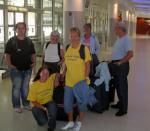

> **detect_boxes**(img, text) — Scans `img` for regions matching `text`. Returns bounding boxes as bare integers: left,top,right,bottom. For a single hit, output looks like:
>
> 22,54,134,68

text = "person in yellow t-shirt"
27,67,57,131
61,27,91,131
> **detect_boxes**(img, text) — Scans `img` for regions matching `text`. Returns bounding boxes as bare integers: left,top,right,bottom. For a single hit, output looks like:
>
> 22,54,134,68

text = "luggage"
53,78,78,121
108,62,115,103
88,77,109,113
109,78,115,103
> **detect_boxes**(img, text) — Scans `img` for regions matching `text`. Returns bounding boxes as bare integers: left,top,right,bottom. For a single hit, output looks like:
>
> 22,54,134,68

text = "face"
50,35,59,44
40,68,50,81
69,31,80,44
84,25,91,35
16,23,27,37
115,26,121,36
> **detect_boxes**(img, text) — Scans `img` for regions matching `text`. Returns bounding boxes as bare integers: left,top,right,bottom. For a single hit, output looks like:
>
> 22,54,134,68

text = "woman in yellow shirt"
61,27,91,131
28,67,57,131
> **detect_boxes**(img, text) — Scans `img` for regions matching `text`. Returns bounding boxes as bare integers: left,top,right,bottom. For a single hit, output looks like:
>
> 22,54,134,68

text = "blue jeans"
64,84,88,113
32,101,57,130
10,68,32,108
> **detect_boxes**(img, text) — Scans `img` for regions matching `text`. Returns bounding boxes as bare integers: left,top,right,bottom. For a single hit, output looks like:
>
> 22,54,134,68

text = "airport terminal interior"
0,0,150,131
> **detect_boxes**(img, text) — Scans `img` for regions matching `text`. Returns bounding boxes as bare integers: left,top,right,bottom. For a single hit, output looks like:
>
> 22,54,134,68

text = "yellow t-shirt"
27,74,56,105
65,44,91,87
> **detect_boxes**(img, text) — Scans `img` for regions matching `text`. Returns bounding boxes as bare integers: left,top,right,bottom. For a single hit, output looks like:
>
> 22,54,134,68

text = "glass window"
0,0,3,4
15,13,24,23
0,10,3,25
7,0,24,7
0,10,4,42
28,12,36,36
55,0,62,8
0,27,4,42
28,0,35,8
43,11,52,25
54,0,63,35
8,27,14,39
8,12,14,25
43,26,52,37
43,0,52,8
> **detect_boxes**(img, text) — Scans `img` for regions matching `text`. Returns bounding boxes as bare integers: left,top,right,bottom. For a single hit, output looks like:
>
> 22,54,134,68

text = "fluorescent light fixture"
135,5,150,8
131,0,150,3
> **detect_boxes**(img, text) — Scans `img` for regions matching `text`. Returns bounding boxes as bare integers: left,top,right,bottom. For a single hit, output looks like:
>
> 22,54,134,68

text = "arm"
85,60,91,84
85,60,90,78
4,53,16,69
116,51,133,65
31,54,36,68
31,101,47,111
61,63,67,78
59,49,65,65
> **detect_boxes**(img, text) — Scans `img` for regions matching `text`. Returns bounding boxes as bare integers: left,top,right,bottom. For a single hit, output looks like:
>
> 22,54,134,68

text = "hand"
30,63,35,68
42,107,48,116
85,77,90,85
9,64,16,69
115,61,121,66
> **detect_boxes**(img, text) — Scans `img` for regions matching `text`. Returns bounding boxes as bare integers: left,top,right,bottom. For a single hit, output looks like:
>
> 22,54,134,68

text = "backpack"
12,36,32,51
45,41,61,59
66,44,85,60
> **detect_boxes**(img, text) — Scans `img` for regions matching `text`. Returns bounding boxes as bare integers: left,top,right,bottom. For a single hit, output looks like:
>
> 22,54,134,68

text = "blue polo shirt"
112,35,132,60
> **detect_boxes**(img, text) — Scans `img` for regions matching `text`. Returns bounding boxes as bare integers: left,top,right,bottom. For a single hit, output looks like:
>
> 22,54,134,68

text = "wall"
136,17,150,35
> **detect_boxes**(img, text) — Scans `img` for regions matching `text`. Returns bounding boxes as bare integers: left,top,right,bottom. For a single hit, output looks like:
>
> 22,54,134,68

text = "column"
108,0,119,47
63,0,84,45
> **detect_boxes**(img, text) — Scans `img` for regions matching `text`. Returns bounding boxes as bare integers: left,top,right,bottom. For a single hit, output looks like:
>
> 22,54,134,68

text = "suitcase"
109,78,115,103
53,78,78,121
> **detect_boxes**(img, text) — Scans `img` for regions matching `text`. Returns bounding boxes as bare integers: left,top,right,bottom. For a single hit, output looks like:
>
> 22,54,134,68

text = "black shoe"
115,111,127,117
111,104,119,109
47,128,54,131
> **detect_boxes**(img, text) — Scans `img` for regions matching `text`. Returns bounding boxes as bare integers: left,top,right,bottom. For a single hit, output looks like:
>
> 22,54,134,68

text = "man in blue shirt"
109,22,133,116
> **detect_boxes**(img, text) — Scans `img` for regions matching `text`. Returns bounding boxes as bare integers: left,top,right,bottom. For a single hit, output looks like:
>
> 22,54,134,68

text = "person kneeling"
28,67,58,131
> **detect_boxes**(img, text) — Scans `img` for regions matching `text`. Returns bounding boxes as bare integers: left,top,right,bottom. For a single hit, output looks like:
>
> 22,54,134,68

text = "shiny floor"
0,37,150,131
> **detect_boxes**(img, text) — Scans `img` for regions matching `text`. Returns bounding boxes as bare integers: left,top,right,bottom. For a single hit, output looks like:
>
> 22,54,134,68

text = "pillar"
63,0,84,45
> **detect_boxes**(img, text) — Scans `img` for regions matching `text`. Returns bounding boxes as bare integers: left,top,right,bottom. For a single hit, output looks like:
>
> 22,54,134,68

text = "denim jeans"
10,68,32,108
32,101,57,130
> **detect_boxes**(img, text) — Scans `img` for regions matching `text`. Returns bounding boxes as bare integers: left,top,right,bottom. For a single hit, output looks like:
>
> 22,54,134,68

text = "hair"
33,66,50,82
50,30,60,37
14,22,27,31
84,23,92,29
70,27,81,37
116,22,127,33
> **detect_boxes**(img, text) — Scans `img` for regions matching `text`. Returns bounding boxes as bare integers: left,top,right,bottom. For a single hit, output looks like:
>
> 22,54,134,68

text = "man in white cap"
109,21,133,116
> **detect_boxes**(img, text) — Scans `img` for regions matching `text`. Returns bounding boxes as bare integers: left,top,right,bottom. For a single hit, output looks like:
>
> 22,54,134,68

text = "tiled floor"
0,37,150,131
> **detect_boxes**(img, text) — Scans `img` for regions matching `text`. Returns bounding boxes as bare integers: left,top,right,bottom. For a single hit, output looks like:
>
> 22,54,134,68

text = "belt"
112,60,121,63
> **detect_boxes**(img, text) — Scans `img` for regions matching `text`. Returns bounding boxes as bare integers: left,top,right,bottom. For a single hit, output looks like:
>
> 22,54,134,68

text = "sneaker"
14,108,23,113
73,122,82,131
61,121,75,130
24,105,31,111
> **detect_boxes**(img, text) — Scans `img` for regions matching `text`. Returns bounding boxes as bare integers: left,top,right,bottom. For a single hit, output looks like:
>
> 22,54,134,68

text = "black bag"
109,78,115,103
89,78,109,113
53,79,78,121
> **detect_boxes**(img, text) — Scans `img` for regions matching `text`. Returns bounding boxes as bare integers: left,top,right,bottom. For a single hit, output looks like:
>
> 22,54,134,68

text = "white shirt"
43,43,63,63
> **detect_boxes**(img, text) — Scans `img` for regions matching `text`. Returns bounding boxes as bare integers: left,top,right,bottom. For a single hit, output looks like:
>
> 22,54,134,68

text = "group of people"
4,21,133,131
